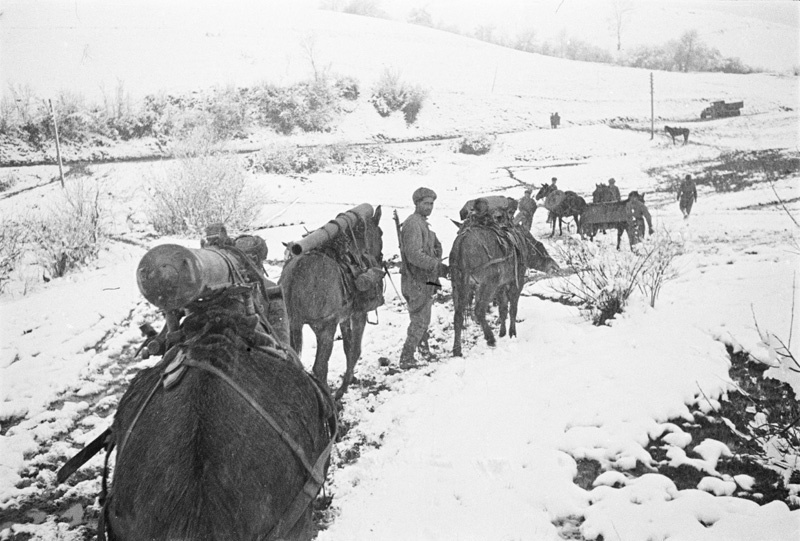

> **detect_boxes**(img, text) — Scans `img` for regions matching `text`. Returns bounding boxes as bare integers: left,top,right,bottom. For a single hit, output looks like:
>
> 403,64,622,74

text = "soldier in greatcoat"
398,187,448,368
677,174,698,218
514,186,537,231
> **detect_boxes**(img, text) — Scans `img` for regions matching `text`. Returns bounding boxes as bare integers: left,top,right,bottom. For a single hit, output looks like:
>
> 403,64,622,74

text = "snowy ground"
1,2,799,540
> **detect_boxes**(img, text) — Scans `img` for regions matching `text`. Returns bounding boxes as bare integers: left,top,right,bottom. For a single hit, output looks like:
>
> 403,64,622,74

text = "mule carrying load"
280,203,384,400
450,196,558,356
581,194,652,250
57,225,338,541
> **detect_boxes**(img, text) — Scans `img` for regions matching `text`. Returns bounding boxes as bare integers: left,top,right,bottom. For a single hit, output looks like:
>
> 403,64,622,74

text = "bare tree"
608,0,634,52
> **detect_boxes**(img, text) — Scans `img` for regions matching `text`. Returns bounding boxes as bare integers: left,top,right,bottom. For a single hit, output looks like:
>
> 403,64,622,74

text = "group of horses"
58,201,562,540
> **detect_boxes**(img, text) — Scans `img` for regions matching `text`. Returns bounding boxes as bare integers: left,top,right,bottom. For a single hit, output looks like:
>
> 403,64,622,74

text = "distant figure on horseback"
607,178,621,201
536,179,587,237
677,174,698,218
665,125,690,145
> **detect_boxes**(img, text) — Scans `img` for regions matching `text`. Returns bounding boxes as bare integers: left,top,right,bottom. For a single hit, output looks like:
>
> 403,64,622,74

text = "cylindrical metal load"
289,203,374,256
137,244,235,310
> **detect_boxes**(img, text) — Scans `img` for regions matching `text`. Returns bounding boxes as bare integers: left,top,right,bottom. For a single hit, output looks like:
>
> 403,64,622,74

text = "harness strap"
182,359,325,485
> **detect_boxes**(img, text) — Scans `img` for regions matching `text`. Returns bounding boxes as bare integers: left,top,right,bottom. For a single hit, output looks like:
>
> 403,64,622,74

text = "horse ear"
281,242,289,247
373,205,382,224
451,219,462,228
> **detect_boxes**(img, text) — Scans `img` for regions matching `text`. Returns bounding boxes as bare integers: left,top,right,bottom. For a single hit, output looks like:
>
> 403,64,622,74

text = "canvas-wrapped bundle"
288,203,375,256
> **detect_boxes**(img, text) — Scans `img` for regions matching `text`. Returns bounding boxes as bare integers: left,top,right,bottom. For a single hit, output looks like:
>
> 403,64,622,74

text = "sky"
1,1,799,539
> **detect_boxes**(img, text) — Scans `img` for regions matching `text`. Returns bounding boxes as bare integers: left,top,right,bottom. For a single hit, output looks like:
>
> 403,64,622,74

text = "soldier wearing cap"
514,186,537,231
607,178,621,202
398,187,448,368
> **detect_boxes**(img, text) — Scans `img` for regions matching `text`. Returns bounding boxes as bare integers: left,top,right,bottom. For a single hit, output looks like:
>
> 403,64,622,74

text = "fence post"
650,73,654,140
48,99,66,188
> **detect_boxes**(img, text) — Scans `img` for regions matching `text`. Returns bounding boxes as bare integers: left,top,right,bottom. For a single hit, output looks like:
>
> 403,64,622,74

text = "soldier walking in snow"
677,174,698,219
398,187,449,369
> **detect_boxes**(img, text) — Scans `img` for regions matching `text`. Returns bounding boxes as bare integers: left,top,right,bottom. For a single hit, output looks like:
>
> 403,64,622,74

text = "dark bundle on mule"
57,224,338,541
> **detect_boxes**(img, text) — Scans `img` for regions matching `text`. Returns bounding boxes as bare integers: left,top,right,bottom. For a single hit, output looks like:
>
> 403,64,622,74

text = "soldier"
233,234,291,346
399,187,449,369
626,191,654,246
514,186,537,231
677,174,698,218
607,178,621,201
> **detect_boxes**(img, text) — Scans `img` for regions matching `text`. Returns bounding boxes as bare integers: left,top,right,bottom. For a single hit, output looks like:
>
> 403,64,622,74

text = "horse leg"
452,279,466,357
616,225,624,250
497,288,509,338
336,313,367,400
475,282,498,347
508,284,522,338
310,322,337,392
289,321,304,357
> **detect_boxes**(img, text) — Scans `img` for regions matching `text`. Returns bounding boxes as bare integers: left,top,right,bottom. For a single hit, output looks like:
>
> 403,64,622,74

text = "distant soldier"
514,186,537,231
553,112,560,128
677,174,698,218
399,187,449,368
607,178,621,201
626,191,653,246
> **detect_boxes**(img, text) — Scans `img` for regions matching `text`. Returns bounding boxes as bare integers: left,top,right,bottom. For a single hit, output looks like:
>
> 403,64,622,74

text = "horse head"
362,205,383,264
535,183,553,201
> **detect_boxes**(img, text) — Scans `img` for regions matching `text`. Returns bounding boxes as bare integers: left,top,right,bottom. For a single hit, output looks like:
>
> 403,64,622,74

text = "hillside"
1,3,799,540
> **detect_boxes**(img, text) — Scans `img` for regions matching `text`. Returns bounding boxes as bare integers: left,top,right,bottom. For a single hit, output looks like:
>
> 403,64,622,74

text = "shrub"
551,233,681,324
146,150,264,236
334,75,360,101
369,69,428,125
0,218,28,292
0,171,18,192
246,143,335,175
254,79,341,134
24,177,108,279
457,133,495,155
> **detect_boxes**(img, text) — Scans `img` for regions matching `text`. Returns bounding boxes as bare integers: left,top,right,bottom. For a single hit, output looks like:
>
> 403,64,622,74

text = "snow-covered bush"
146,150,264,236
552,232,682,324
254,79,342,134
246,143,334,175
0,218,27,291
368,68,428,125
456,133,495,155
24,177,109,279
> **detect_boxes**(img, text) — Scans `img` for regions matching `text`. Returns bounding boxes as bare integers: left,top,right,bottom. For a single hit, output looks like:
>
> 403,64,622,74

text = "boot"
417,331,431,359
399,339,419,369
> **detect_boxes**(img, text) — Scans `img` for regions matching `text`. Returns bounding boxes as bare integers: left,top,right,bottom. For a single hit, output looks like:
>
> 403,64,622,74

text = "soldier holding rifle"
396,187,448,369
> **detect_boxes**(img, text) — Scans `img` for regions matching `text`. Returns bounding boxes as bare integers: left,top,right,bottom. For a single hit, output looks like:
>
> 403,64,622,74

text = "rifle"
393,209,405,274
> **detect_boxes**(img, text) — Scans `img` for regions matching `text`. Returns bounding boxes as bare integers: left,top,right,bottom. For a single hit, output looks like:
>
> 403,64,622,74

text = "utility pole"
49,99,65,188
650,73,654,140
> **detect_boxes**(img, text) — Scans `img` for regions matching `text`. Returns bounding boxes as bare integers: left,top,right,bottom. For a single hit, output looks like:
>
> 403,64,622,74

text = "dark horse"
535,183,587,237
280,205,383,400
450,226,558,356
581,192,650,250
664,125,690,145
105,293,337,540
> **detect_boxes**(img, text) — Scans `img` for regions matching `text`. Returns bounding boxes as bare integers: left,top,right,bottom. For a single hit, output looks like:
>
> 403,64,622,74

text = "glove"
438,263,450,279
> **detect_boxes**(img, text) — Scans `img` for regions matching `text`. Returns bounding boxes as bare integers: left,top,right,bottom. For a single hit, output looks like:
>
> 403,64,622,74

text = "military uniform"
626,195,653,245
399,188,445,367
515,191,537,231
677,176,698,218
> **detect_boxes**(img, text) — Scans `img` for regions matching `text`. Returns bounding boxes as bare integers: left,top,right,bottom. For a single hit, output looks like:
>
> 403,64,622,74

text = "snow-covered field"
1,1,799,540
